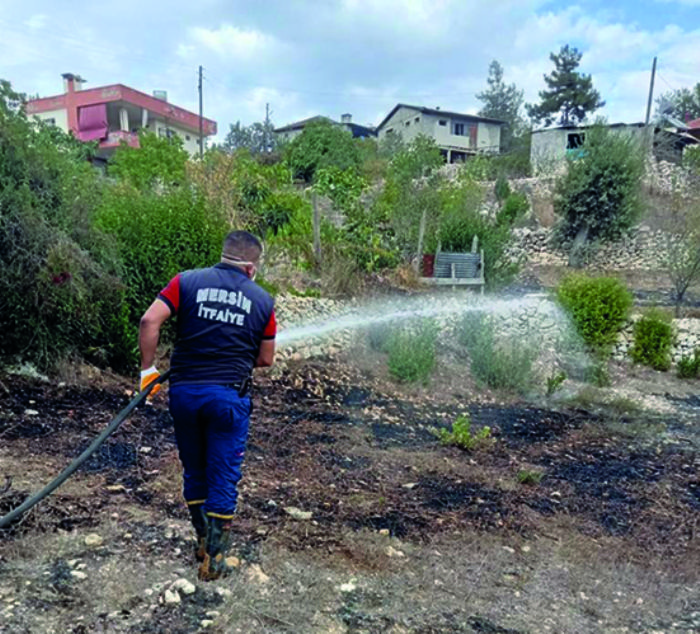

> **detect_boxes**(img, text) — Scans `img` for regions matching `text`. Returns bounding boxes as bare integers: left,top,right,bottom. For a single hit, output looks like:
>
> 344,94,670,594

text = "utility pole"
198,65,204,158
644,57,657,157
645,57,657,126
264,102,271,153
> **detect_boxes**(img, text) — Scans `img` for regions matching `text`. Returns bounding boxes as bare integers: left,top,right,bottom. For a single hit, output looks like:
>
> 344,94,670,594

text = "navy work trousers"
169,384,251,519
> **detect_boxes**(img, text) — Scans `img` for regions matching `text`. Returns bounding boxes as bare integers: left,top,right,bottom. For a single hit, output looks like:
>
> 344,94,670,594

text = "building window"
385,128,394,134
405,120,411,127
438,119,447,127
186,135,191,141
415,117,420,123
44,118,56,126
567,133,585,149
453,122,466,136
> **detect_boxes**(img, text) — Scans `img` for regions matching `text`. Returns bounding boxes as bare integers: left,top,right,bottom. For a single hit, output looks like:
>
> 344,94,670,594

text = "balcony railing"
99,130,140,149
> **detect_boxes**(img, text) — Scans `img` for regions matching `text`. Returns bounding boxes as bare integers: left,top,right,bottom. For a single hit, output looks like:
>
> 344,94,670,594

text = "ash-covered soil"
0,362,698,633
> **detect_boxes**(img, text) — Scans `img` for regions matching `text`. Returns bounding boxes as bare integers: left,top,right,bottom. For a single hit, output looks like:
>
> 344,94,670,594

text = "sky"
1,0,699,140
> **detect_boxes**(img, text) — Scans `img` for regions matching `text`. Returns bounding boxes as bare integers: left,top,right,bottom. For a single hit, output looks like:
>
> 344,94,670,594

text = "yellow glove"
140,366,161,397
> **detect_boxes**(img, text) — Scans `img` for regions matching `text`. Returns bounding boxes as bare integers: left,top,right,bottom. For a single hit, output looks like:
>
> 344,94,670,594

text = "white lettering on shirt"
194,286,252,326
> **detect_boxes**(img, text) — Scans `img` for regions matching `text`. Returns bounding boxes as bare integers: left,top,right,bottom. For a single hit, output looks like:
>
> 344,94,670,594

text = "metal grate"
434,252,481,278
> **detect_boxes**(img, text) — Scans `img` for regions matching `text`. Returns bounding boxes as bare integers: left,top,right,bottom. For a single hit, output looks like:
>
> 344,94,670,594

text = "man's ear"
246,264,257,280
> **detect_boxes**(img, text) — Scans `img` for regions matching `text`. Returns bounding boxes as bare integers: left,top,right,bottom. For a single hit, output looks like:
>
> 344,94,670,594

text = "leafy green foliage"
109,131,188,189
367,322,393,352
220,119,276,154
0,79,129,369
496,191,529,227
586,361,612,387
554,124,645,242
96,185,228,326
526,44,605,127
557,274,632,354
434,414,493,451
546,371,567,396
459,313,537,393
386,320,437,383
476,60,527,152
630,309,675,371
435,179,519,288
655,83,700,123
494,176,511,202
677,349,700,379
284,119,360,182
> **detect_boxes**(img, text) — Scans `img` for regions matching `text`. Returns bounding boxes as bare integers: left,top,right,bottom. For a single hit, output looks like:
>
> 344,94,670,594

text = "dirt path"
1,362,698,633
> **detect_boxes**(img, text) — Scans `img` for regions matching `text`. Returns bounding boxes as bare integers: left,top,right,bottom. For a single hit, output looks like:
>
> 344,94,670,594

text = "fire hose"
0,370,171,529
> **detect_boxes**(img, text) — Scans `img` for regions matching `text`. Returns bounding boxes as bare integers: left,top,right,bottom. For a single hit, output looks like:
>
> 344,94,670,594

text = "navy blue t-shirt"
158,263,276,386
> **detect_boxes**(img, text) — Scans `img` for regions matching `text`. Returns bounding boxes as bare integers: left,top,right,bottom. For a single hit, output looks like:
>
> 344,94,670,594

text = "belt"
224,376,252,397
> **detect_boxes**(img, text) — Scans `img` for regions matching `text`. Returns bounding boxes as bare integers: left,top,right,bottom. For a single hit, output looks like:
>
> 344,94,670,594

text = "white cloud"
186,23,277,60
24,14,48,30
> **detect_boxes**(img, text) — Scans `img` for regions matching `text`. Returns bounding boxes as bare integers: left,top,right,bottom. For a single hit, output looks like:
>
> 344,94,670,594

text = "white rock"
338,581,357,593
284,506,312,520
24,409,39,416
170,578,196,595
84,534,103,547
200,621,214,629
246,564,270,584
163,589,181,605
70,571,87,580
215,587,232,598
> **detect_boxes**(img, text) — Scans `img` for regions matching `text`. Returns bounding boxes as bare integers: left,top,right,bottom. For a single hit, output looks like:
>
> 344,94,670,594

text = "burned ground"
0,362,699,633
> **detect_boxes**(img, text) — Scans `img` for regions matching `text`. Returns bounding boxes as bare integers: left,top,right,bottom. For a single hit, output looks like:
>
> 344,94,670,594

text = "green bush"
554,124,645,242
677,349,700,378
96,185,229,326
494,177,511,202
433,414,493,451
496,191,529,227
459,313,537,393
386,320,437,383
586,360,611,387
367,322,393,352
556,274,632,354
546,371,567,396
630,309,675,371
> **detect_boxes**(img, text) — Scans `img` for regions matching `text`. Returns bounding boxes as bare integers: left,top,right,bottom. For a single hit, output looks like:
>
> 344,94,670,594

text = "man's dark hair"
222,231,263,263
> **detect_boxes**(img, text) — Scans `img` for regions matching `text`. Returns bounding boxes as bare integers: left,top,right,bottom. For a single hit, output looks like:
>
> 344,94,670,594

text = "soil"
0,358,699,633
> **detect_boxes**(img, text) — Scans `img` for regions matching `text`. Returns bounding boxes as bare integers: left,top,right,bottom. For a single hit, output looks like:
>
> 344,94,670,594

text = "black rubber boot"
187,503,207,563
198,516,234,581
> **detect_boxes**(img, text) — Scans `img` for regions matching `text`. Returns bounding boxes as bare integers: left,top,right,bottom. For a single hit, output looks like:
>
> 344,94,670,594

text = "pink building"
26,73,217,158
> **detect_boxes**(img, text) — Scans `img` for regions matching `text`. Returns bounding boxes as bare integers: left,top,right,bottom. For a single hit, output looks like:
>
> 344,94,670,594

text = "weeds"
546,371,567,396
367,322,393,353
517,469,544,485
459,313,537,394
432,414,493,451
387,320,437,383
677,349,700,379
586,361,611,387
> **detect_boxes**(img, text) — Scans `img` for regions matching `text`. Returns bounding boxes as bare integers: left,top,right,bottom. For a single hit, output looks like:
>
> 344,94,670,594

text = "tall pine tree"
656,83,700,123
476,60,525,151
526,45,604,127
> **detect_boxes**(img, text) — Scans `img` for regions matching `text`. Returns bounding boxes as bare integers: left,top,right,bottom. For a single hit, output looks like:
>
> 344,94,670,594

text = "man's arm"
139,299,172,369
255,339,275,368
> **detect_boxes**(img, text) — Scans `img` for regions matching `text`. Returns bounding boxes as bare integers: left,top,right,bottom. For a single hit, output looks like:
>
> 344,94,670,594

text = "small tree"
554,124,645,251
655,83,700,123
476,60,526,151
284,119,360,183
526,45,605,127
109,130,188,189
662,184,700,315
221,120,277,155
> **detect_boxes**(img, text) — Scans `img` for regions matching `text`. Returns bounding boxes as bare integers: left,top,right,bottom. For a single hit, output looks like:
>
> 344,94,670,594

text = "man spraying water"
138,230,276,581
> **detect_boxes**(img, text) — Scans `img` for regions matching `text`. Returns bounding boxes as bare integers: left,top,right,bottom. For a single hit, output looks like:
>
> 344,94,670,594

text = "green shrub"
494,177,511,202
554,124,645,242
387,320,437,383
496,191,529,227
586,360,611,387
459,313,536,394
433,414,493,450
630,309,675,371
96,185,228,326
677,349,700,378
517,469,544,485
546,371,567,396
556,274,632,354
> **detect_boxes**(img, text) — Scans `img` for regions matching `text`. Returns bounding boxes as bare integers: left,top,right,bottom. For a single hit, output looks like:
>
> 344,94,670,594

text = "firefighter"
138,230,276,580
